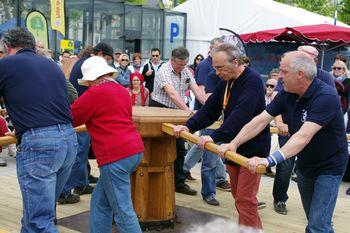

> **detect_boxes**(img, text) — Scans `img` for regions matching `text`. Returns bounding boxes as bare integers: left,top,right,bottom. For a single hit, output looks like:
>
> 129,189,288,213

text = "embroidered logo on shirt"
301,109,307,123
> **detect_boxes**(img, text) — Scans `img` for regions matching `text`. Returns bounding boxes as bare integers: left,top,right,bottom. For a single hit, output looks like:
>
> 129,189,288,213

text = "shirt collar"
16,48,36,54
300,78,320,99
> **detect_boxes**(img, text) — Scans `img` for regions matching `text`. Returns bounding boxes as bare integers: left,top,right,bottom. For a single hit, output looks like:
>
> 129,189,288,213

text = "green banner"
25,11,49,49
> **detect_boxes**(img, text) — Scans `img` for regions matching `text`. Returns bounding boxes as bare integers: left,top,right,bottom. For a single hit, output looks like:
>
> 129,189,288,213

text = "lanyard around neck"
223,80,234,110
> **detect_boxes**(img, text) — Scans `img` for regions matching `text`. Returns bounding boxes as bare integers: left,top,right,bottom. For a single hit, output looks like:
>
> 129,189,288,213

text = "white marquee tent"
174,0,349,60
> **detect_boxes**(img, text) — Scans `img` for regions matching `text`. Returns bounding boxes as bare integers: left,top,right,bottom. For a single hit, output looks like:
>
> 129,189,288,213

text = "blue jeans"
183,129,226,187
90,153,143,233
61,132,90,194
273,135,295,203
297,171,342,233
16,124,78,233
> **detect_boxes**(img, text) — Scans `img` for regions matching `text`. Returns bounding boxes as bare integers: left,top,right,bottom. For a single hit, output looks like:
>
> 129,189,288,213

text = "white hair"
185,218,263,233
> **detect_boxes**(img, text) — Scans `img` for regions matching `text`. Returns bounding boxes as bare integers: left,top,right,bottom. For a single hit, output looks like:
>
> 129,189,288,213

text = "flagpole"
334,0,339,25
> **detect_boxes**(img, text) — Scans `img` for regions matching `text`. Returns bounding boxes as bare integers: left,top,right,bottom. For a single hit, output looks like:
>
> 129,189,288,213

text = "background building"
0,0,186,60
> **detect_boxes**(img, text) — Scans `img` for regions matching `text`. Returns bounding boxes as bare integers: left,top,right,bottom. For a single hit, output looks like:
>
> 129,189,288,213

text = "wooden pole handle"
161,123,266,174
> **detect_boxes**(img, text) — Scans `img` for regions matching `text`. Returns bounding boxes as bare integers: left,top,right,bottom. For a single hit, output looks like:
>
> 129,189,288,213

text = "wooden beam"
161,123,266,174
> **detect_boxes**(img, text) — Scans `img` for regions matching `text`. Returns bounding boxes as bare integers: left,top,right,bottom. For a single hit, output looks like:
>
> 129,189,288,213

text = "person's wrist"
266,150,286,167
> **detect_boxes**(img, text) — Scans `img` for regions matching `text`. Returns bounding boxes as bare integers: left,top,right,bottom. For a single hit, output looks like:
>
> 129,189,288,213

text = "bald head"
297,45,319,63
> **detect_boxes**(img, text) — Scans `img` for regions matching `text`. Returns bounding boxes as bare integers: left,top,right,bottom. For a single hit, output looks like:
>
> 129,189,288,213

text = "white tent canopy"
174,0,349,60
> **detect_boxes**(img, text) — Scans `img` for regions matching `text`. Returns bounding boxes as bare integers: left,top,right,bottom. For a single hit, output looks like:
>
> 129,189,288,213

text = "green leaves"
30,15,45,36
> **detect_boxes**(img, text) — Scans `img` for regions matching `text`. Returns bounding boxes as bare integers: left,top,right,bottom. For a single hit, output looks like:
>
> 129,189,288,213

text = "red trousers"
227,164,262,229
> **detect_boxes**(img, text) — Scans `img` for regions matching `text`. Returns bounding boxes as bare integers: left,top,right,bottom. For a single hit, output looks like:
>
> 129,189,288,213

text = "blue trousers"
16,124,77,233
297,172,342,233
89,153,143,233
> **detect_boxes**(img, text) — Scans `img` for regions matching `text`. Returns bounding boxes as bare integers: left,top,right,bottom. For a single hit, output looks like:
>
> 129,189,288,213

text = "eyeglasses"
265,84,275,88
196,58,203,61
121,59,129,62
114,53,121,55
152,54,159,57
332,67,343,70
0,51,3,54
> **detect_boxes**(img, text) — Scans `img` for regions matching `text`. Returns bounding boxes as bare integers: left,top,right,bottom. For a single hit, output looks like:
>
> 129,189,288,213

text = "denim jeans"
183,129,227,188
297,171,342,233
273,135,295,203
16,124,78,233
89,153,143,233
61,132,90,194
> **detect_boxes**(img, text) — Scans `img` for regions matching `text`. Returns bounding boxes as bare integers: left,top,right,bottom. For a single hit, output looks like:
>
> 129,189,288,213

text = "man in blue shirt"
183,37,231,206
0,28,77,232
218,51,348,232
174,44,270,229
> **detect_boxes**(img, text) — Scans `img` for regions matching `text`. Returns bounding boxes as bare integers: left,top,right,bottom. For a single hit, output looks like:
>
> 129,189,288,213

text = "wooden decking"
1,152,350,233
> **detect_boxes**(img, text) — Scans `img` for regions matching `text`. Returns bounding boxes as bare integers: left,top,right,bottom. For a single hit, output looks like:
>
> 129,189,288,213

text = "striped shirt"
151,61,195,109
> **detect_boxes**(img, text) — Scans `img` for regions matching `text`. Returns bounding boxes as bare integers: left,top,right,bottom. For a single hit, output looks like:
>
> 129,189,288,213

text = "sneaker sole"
216,187,231,192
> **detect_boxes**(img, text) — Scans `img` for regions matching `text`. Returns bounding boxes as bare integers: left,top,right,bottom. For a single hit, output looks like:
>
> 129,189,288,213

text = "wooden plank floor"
1,151,350,233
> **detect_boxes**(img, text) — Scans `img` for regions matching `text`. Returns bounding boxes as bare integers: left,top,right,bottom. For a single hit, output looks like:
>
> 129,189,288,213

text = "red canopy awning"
240,24,350,46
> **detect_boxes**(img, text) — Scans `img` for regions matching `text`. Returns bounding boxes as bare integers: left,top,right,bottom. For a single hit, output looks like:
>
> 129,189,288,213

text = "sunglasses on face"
121,59,129,62
196,58,203,61
152,54,159,57
266,84,275,88
333,67,343,70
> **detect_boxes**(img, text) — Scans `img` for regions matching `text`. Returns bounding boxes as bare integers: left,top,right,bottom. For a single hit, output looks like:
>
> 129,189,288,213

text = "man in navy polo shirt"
218,51,348,232
174,43,270,229
0,28,77,232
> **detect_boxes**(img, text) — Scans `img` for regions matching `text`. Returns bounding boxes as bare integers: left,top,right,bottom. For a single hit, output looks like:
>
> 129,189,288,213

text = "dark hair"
334,54,348,64
132,52,142,61
171,47,189,60
2,27,36,50
62,50,71,56
239,55,250,66
78,45,94,58
151,48,160,54
192,54,204,68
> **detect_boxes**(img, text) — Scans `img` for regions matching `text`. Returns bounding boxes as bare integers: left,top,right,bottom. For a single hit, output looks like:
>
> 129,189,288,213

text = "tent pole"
321,44,325,69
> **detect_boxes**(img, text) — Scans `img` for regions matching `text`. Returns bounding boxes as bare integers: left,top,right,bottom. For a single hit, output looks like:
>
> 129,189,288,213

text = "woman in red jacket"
71,56,144,233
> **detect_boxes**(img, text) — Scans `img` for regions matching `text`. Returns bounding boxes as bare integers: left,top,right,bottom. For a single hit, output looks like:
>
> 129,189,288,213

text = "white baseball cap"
78,56,118,86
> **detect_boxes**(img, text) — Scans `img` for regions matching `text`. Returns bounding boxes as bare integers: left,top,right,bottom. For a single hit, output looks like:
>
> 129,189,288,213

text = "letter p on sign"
170,23,179,43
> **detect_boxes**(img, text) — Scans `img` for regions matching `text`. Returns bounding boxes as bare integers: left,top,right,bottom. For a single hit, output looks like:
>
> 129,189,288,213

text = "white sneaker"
8,144,16,158
0,156,7,167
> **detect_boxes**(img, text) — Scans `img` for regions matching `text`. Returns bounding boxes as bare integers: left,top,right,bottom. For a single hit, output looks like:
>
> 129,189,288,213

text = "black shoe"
186,172,197,181
258,201,266,210
216,180,231,191
274,201,287,215
203,196,220,206
74,185,94,195
175,184,197,196
89,175,99,184
58,193,80,204
346,187,350,195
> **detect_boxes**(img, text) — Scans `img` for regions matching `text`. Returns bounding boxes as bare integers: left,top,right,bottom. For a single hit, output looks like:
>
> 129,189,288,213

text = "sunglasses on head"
121,59,129,62
332,67,343,70
266,84,275,88
152,54,159,57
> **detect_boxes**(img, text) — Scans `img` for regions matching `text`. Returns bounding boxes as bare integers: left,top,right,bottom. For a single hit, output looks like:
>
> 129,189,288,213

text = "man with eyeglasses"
174,44,270,229
150,47,206,196
60,42,114,204
113,49,122,68
142,48,164,94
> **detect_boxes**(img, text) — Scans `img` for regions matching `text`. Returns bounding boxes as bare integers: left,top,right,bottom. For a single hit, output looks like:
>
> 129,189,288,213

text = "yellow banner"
60,39,74,53
25,11,49,49
50,0,65,36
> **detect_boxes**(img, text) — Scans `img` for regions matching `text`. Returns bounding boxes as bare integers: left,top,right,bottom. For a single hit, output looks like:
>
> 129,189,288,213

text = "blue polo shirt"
187,67,270,164
0,48,72,138
266,78,348,178
70,56,89,96
194,56,220,110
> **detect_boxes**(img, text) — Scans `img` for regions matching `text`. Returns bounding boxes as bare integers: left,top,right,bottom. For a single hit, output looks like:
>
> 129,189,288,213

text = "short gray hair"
210,37,224,46
171,47,189,60
285,51,317,80
214,43,240,62
2,28,36,50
